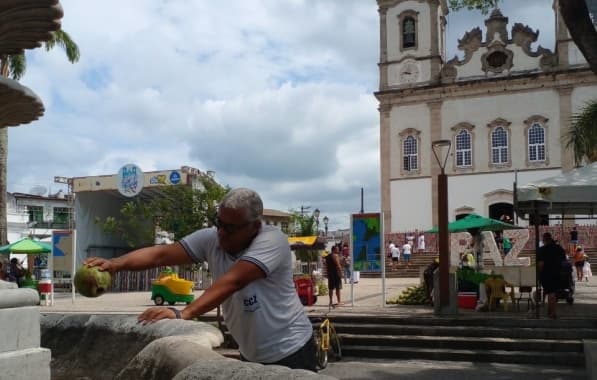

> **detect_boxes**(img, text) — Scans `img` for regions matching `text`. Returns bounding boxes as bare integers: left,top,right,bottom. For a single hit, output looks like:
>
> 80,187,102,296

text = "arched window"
491,126,508,164
528,122,545,162
403,135,418,171
455,129,472,167
402,17,416,49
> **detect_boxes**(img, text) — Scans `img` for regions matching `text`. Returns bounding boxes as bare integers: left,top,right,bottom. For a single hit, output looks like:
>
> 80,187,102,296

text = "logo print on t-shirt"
243,294,260,312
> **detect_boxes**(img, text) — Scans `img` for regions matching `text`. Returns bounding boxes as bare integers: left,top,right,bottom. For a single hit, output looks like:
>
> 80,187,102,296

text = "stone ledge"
174,358,337,380
0,288,39,308
0,306,40,353
0,347,51,380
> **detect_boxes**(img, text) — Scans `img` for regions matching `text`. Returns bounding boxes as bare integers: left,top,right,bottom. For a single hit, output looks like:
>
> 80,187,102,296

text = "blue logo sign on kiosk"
117,164,144,197
169,171,181,185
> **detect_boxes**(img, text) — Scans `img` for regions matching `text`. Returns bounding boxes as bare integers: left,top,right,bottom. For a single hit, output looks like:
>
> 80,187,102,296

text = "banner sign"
351,213,382,272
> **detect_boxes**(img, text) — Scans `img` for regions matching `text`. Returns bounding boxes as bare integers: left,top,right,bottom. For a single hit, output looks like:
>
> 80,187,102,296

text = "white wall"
568,43,588,67
391,177,431,231
572,85,597,112
391,103,430,178
442,91,561,169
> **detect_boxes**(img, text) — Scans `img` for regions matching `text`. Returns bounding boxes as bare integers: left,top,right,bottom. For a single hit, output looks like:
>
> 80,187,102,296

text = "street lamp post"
323,216,329,236
313,208,320,235
432,139,453,315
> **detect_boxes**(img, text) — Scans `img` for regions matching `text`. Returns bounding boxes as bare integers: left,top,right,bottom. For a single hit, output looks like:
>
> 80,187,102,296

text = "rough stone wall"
42,314,336,380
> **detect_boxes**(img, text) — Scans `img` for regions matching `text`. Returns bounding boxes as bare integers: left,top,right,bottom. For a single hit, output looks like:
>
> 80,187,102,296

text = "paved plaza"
41,276,596,380
44,275,597,319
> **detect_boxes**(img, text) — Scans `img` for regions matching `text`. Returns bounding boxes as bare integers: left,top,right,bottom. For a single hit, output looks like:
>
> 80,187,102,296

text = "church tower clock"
378,0,448,89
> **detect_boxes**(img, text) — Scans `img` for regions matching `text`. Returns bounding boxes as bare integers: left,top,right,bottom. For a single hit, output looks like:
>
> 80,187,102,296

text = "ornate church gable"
441,9,557,84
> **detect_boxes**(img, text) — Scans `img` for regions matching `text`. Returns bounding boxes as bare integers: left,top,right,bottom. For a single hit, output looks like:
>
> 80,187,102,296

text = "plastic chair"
485,276,513,312
516,286,534,311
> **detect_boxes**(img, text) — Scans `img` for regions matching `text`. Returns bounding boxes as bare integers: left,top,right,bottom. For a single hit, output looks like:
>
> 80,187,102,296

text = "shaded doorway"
489,203,513,222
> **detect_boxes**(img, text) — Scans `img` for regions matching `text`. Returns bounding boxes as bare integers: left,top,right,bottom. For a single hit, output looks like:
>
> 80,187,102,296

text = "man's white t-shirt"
390,244,400,258
402,243,412,256
180,225,312,363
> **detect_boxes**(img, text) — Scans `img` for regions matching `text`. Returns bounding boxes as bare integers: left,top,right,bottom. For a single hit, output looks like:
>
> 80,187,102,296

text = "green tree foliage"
447,0,499,13
565,99,597,166
97,176,229,248
289,210,319,264
290,211,317,237
0,29,80,79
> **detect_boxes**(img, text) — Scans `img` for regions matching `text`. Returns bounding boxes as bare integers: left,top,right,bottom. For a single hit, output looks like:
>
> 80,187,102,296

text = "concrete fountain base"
41,314,335,380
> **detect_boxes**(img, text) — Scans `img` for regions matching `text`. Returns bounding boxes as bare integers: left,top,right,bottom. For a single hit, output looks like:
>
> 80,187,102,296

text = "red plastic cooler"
294,277,315,306
38,279,53,306
38,279,52,293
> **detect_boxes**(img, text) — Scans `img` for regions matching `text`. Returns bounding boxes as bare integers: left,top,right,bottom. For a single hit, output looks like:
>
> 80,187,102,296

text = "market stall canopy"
427,213,524,233
0,238,52,254
288,236,326,250
515,162,597,217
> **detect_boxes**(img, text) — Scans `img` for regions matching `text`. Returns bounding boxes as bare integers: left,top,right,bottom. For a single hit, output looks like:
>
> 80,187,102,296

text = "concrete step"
339,333,583,352
341,345,585,367
333,323,597,340
210,314,597,367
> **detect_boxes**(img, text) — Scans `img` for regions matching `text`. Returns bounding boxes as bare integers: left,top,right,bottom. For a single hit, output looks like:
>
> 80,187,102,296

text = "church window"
455,130,472,167
402,17,416,49
486,51,508,69
523,115,549,167
528,123,546,162
491,127,508,164
403,135,418,171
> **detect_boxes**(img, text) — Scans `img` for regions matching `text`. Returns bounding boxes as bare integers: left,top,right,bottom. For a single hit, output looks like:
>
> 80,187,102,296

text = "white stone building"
375,0,597,232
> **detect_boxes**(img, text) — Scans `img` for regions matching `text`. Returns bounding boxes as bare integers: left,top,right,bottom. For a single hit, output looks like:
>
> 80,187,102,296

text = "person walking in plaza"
84,188,317,371
573,246,587,282
570,226,579,245
326,245,344,306
8,258,25,286
402,240,412,268
417,233,425,253
502,236,512,257
537,232,567,319
341,243,351,284
389,241,400,271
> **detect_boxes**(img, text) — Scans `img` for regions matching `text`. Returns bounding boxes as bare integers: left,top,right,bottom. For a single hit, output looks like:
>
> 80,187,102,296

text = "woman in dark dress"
537,233,567,319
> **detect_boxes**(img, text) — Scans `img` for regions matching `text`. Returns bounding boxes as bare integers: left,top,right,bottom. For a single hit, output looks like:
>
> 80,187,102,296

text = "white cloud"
7,0,555,230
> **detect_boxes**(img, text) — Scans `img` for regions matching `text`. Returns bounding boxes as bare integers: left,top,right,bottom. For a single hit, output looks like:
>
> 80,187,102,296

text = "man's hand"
84,257,116,273
137,307,180,324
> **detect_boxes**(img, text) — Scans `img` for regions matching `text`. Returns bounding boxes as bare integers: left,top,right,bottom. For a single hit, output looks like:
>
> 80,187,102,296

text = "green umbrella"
427,213,524,233
0,238,52,254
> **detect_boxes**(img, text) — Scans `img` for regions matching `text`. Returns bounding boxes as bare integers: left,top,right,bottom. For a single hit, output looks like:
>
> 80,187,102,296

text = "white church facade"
375,0,597,232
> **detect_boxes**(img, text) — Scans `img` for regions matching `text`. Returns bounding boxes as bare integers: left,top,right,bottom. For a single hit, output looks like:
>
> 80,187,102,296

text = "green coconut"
74,265,111,297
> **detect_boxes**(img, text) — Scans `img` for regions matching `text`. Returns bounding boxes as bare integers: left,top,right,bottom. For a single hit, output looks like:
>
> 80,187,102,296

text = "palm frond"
565,99,597,166
45,29,80,63
8,53,26,80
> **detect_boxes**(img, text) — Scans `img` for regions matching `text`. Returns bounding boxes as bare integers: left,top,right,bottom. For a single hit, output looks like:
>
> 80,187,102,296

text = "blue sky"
9,0,554,230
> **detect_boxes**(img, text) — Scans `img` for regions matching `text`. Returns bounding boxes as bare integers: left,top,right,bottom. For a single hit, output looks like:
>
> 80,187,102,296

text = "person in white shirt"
417,234,425,253
84,188,316,371
402,241,412,268
389,241,400,271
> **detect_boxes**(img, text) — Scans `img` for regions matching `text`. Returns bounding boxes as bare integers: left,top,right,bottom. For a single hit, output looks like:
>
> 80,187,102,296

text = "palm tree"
0,30,79,245
564,99,597,167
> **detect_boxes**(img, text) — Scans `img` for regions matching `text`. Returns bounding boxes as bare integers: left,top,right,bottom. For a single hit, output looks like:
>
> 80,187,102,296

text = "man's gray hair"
220,188,263,221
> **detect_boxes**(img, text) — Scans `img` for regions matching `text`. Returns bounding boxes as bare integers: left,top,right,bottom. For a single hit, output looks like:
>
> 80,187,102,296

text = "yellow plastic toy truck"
151,268,195,306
